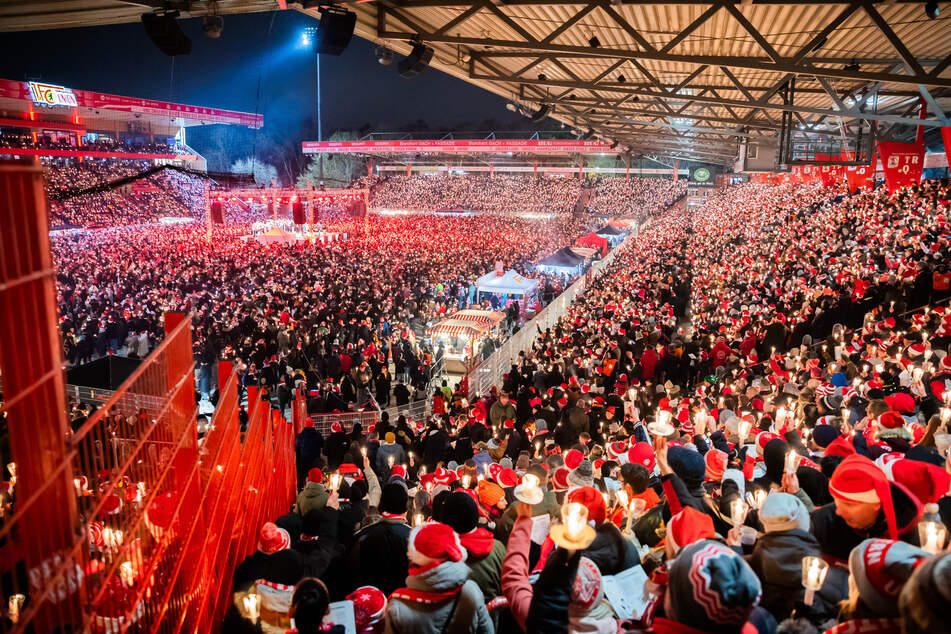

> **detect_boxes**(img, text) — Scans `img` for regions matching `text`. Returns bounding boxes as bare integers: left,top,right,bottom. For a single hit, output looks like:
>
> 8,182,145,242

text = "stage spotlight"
589,35,601,48
538,73,547,81
376,45,394,65
529,104,551,122
202,15,223,38
617,74,626,83
142,10,191,56
398,40,434,78
315,6,356,55
844,61,860,72
925,1,939,18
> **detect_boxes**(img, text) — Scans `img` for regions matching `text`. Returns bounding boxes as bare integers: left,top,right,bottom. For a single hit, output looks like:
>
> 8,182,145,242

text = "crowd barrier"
466,225,639,398
0,315,298,633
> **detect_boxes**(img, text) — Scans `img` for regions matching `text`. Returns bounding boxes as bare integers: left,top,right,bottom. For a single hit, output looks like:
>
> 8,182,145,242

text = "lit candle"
919,521,947,556
74,477,83,497
730,498,747,528
746,489,767,510
564,502,588,541
119,561,135,587
942,408,950,424
461,474,471,489
361,447,367,457
329,473,342,492
801,556,829,606
414,513,424,527
785,450,800,474
388,456,394,467
522,474,539,489
738,418,752,445
616,490,628,510
243,592,260,622
8,594,25,625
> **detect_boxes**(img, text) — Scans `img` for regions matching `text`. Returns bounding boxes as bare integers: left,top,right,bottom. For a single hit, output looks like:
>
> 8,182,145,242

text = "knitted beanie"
759,492,810,533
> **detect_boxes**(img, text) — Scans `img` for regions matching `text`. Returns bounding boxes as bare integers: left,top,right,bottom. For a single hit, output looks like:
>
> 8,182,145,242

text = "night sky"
0,10,523,136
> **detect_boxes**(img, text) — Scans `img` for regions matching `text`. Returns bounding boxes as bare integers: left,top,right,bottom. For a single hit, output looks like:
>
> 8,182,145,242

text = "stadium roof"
3,1,949,165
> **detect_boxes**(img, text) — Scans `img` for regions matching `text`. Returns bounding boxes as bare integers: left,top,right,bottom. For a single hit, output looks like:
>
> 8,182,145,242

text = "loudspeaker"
398,42,434,78
292,201,305,224
141,12,192,56
316,7,356,55
210,202,224,224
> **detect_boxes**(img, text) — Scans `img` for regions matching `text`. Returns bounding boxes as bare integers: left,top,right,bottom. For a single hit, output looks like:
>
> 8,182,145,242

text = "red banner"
844,164,874,193
302,139,613,155
942,127,951,176
878,141,925,193
813,155,844,187
0,78,262,128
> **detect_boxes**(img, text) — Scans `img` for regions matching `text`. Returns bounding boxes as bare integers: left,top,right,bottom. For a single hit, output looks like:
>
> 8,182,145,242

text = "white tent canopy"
475,269,539,296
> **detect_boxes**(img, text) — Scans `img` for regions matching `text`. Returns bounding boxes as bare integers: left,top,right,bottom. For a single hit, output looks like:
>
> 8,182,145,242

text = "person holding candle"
746,492,846,624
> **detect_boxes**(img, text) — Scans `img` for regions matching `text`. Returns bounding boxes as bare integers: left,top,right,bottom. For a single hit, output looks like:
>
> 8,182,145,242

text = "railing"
307,410,379,435
466,228,638,398
381,397,432,425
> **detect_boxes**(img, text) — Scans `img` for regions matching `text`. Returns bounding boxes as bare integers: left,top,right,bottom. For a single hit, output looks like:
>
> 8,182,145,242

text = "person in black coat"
344,483,411,597
295,423,324,489
323,424,351,471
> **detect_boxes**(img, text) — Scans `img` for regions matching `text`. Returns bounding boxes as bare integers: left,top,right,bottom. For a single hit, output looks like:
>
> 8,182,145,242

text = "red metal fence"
0,159,298,633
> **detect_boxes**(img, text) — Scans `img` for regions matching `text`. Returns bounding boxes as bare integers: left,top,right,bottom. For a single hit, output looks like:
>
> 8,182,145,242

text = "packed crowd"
584,177,687,218
53,210,599,406
213,177,951,634
43,159,207,227
366,174,583,216
0,133,181,155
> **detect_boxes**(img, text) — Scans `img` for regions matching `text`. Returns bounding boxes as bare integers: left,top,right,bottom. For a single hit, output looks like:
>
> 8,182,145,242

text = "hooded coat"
295,481,329,517
384,560,494,634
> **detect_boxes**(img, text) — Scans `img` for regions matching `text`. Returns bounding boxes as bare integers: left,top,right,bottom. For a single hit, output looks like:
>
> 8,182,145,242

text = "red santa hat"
627,442,656,471
878,458,951,506
390,465,407,480
884,393,916,415
551,467,571,492
564,448,584,470
407,522,466,568
566,486,607,525
704,449,728,481
331,422,343,433
829,455,900,540
496,468,519,488
346,586,387,633
257,522,291,554
607,440,629,459
878,410,906,430
307,468,324,484
666,507,715,554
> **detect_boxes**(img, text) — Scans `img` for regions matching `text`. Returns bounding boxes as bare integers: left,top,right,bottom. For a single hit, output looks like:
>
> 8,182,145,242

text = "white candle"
243,592,260,621
919,521,947,556
120,561,135,587
738,419,752,445
414,513,424,527
730,498,747,528
522,474,539,489
785,450,800,474
461,474,471,489
564,502,587,540
8,594,25,624
329,473,342,492
801,556,829,605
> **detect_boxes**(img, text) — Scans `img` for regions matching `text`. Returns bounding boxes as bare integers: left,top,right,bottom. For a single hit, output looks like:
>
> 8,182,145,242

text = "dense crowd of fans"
0,133,181,155
366,174,582,215
364,174,686,219
203,178,951,634
584,177,687,217
42,158,207,227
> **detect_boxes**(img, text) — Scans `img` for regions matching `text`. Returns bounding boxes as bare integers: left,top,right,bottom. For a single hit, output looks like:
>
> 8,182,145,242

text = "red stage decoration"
878,141,925,193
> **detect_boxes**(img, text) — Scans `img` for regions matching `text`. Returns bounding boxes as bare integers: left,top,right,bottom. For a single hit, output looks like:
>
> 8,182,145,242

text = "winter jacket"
325,430,351,470
501,516,535,631
494,491,561,544
295,482,329,517
347,517,411,596
489,400,517,429
527,547,616,634
376,442,406,480
295,427,324,472
460,528,505,600
384,560,494,634
544,522,639,577
747,528,845,622
810,480,922,563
